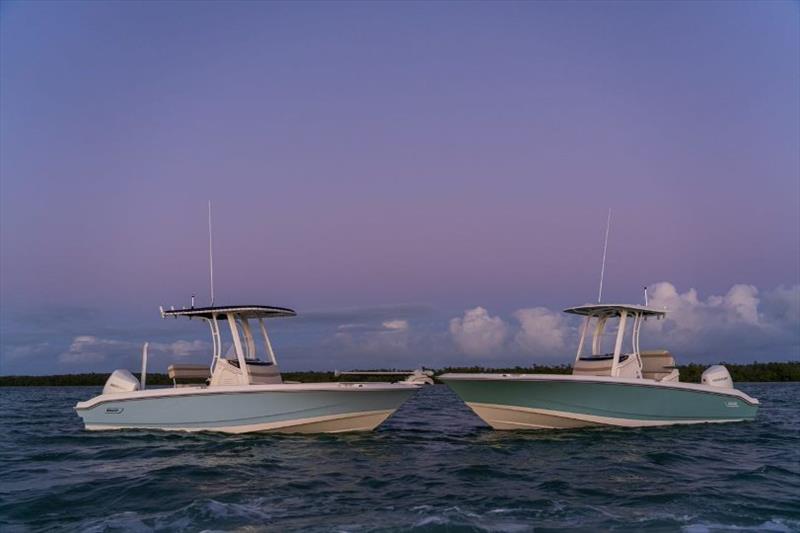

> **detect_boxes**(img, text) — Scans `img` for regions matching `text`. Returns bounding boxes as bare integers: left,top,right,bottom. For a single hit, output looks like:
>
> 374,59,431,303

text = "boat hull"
75,384,418,434
440,374,759,430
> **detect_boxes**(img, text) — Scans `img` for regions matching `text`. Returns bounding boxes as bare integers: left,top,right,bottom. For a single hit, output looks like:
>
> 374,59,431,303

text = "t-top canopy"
563,304,666,318
161,305,297,320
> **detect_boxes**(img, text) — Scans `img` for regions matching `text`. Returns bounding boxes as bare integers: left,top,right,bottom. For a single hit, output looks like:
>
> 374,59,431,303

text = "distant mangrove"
0,361,798,386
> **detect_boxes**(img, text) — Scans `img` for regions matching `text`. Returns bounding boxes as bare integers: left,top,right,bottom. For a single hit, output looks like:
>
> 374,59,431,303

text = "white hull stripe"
84,409,395,434
466,402,747,429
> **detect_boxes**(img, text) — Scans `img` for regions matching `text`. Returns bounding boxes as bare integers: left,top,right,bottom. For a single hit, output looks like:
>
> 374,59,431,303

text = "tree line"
1,361,798,386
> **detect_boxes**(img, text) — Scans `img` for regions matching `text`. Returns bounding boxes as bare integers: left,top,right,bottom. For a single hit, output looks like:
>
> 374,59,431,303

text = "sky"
1,0,798,374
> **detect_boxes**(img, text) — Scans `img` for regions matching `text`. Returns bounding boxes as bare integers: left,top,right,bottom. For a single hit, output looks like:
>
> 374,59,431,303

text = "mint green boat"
440,304,759,430
75,305,420,433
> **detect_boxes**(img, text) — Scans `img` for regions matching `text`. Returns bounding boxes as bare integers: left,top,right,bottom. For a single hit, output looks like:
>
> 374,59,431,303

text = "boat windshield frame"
566,304,666,377
160,305,296,384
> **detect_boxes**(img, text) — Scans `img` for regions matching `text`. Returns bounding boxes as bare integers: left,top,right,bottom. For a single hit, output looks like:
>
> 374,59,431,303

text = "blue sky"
1,1,798,374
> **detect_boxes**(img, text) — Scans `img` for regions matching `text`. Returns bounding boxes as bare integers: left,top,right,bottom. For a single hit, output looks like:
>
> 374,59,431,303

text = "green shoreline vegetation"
0,361,798,386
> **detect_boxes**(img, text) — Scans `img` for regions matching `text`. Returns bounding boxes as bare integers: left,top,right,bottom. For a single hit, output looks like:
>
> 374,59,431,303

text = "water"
1,384,798,532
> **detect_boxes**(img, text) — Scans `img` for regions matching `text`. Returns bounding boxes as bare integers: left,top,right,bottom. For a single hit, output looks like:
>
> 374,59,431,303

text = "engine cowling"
103,369,140,394
701,365,733,389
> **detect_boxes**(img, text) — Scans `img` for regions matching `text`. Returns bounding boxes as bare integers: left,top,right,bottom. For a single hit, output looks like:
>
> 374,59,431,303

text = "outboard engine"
103,369,140,394
701,365,733,389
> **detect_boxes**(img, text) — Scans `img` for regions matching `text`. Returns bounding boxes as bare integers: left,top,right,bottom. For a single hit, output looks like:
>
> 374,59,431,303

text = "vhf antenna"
208,200,215,307
597,208,612,303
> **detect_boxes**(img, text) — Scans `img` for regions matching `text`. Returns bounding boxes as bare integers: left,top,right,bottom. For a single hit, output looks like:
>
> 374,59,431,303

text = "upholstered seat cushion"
167,364,210,380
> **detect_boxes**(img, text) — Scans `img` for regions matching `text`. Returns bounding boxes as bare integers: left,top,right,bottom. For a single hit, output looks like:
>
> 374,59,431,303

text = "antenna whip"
208,200,215,306
598,208,611,303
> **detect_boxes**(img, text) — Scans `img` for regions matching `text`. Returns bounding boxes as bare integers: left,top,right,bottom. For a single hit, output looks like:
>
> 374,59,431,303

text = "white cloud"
445,282,799,363
382,320,409,331
513,307,571,356
648,282,761,331
449,307,570,359
9,282,797,373
720,284,760,324
643,282,800,359
59,335,127,364
449,307,508,357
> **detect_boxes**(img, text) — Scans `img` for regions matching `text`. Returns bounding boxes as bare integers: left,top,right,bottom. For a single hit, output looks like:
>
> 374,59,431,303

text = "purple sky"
1,1,798,374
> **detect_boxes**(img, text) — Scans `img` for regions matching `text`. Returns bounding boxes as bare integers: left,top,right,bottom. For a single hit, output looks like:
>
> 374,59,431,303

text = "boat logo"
725,401,739,408
105,408,124,414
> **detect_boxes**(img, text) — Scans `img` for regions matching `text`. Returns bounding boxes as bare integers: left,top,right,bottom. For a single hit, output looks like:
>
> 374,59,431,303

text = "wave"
0,383,798,531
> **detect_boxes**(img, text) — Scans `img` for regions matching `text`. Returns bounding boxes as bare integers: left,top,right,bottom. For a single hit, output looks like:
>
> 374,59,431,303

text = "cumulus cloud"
647,282,762,330
449,307,509,357
513,307,572,356
6,282,797,373
648,282,756,330
446,282,799,363
448,306,572,359
643,282,799,360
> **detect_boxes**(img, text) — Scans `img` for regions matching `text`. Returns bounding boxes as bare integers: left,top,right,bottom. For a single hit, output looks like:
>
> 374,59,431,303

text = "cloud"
448,306,572,360
720,284,761,324
647,282,762,330
4,342,54,362
643,282,799,360
332,318,412,354
4,282,797,374
761,284,800,325
58,336,211,365
382,320,409,331
513,307,572,356
647,282,756,330
446,283,799,363
449,307,508,357
151,340,210,358
59,335,128,364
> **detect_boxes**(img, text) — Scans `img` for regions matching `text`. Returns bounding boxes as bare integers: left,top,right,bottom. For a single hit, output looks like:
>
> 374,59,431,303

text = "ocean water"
0,384,798,532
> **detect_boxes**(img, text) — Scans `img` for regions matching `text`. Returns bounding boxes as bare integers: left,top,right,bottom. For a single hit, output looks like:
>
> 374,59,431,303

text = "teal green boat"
440,304,759,430
75,305,420,433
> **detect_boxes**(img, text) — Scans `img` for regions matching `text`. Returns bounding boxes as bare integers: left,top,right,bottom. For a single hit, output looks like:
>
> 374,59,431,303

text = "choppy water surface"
1,384,798,532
